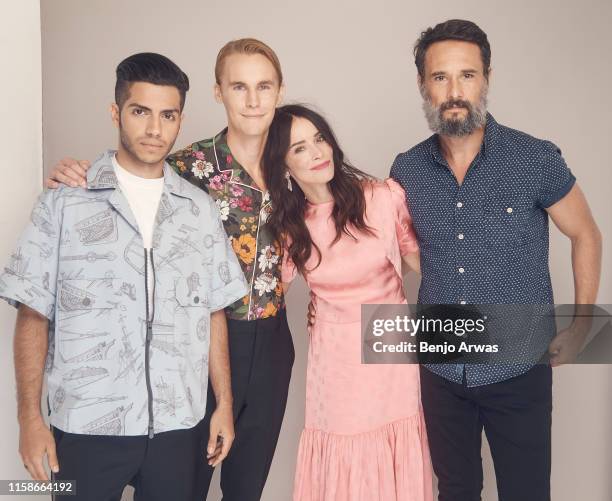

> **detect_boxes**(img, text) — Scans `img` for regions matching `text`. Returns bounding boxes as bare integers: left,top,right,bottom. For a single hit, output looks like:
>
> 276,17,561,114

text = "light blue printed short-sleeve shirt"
0,151,248,436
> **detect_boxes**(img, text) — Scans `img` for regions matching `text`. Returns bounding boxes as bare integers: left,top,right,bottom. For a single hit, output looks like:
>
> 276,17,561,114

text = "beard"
119,122,173,166
421,84,488,137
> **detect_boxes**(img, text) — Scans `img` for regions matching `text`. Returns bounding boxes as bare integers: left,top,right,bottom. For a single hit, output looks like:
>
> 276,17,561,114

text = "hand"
206,403,234,467
19,416,59,480
45,157,90,189
548,324,589,367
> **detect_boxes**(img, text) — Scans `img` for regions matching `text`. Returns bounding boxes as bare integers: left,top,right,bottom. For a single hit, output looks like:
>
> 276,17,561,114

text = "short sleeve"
167,147,191,178
385,178,419,256
281,243,298,284
203,197,249,312
537,141,576,208
167,144,211,194
0,190,62,320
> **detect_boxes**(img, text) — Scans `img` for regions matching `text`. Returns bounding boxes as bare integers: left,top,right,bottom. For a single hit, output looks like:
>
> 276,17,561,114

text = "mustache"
440,99,473,112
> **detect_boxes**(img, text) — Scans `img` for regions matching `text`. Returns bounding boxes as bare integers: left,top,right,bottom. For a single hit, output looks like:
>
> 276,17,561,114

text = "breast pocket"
483,198,535,248
55,278,128,363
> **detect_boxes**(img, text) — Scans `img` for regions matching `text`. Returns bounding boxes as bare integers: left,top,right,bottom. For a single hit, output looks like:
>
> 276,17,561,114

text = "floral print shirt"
168,129,285,321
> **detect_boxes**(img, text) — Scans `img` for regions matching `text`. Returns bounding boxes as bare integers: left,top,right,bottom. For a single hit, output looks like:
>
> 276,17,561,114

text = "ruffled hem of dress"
293,412,433,501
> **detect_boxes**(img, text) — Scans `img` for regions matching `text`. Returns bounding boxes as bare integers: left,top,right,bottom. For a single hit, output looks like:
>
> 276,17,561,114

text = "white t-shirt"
112,155,164,309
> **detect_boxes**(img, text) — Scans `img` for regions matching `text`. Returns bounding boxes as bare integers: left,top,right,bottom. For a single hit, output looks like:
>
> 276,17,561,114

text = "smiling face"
214,53,284,139
284,116,335,190
111,81,182,168
419,40,489,137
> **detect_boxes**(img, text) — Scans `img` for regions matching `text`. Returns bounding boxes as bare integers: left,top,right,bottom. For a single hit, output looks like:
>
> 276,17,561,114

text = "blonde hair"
215,38,283,85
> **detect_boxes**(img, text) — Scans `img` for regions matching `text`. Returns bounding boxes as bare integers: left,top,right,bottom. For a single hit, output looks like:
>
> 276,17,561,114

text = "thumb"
207,428,217,455
548,336,562,354
47,440,59,473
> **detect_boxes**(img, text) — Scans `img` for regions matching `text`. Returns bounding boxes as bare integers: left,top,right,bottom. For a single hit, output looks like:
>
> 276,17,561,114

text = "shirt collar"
429,112,499,165
87,149,194,200
212,128,262,191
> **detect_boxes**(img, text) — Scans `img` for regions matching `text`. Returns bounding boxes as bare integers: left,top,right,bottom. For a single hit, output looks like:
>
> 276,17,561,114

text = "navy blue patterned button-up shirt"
391,114,576,386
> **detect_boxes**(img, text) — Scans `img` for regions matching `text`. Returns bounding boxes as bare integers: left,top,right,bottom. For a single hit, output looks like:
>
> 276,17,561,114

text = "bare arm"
206,309,234,466
547,184,601,305
15,305,58,480
401,250,421,276
546,184,602,365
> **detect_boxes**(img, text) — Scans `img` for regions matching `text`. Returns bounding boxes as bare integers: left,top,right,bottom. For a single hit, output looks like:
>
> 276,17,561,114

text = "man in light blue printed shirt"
0,53,247,500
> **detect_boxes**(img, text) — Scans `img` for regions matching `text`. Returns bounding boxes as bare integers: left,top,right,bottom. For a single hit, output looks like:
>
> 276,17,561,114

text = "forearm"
570,225,602,328
208,309,233,408
14,306,49,423
402,251,421,276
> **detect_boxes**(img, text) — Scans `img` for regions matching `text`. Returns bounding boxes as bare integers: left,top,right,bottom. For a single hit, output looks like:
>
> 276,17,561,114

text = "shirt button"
82,297,91,306
506,207,513,213
460,300,466,304
193,296,200,304
457,202,463,208
458,233,464,240
458,267,465,274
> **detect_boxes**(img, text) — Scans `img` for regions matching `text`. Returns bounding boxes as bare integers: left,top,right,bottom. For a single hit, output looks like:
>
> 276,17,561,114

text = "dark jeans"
197,308,295,501
51,419,206,501
420,364,552,501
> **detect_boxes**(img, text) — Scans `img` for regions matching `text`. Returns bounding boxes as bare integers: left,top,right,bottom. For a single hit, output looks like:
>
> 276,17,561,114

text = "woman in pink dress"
262,105,433,501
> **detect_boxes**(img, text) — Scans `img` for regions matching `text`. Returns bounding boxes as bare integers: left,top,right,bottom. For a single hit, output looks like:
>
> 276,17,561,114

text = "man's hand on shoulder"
46,157,90,189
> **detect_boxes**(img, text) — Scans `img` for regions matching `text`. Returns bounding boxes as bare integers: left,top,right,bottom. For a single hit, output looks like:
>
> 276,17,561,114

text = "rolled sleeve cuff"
209,277,249,312
540,173,576,209
0,275,55,320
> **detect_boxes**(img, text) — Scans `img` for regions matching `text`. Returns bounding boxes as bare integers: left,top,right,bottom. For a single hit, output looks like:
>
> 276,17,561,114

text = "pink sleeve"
385,178,419,256
281,241,298,284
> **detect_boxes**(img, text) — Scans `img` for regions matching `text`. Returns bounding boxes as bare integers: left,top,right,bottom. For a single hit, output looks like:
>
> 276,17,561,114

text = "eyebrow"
127,103,180,114
289,132,321,149
228,80,276,87
430,68,479,77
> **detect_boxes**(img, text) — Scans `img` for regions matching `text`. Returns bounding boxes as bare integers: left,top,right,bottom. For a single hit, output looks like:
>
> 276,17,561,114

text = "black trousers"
51,420,206,501
420,365,552,501
197,308,295,501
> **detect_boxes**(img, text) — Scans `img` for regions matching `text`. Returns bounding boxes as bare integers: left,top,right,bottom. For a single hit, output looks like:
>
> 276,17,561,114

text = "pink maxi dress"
283,179,433,501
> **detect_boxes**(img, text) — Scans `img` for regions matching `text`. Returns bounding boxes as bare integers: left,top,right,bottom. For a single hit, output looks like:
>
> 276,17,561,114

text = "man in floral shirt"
47,39,294,501
171,132,283,320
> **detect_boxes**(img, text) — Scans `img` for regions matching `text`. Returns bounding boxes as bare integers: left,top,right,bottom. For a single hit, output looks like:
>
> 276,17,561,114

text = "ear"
110,103,120,128
214,83,223,104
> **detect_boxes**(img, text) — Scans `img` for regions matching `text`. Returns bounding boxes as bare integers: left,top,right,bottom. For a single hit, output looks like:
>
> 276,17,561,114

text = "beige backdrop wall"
0,1,42,501
13,0,609,499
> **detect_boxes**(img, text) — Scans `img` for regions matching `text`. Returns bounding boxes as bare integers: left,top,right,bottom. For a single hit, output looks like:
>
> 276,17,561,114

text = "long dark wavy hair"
262,104,375,275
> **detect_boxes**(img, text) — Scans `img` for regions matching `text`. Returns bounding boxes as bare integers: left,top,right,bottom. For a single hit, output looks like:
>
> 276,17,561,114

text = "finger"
212,441,230,467
76,161,90,186
207,428,218,456
31,455,49,481
47,441,59,473
53,171,80,188
45,178,60,189
206,440,222,459
62,166,86,187
77,159,91,171
207,443,223,465
23,462,34,480
549,348,564,367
